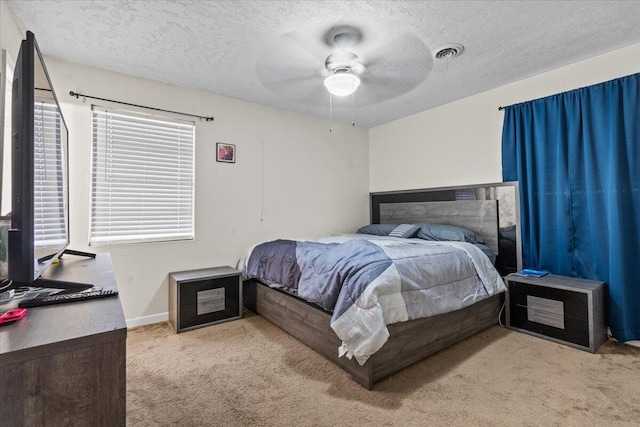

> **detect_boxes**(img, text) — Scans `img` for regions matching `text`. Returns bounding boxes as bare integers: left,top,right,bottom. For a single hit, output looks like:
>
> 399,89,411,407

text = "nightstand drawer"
169,266,242,333
505,274,606,353
508,281,590,348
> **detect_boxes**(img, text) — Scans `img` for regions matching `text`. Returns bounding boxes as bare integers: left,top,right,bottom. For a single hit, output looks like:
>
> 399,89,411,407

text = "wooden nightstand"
505,273,607,353
169,266,242,333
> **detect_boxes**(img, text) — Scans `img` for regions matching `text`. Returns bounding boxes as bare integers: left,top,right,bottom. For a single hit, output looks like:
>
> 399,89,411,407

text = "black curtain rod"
498,106,505,111
69,91,214,122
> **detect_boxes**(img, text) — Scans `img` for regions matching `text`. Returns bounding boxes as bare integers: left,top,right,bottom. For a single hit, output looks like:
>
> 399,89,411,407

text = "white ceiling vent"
434,44,465,59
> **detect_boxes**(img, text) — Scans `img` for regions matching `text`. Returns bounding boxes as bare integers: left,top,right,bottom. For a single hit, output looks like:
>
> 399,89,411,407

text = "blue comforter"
243,234,505,365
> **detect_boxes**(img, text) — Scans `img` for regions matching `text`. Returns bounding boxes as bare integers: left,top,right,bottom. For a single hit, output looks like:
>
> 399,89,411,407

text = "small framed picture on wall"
216,143,236,163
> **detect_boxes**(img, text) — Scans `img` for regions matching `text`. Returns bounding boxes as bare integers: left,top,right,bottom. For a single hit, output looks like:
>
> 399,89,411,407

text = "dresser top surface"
0,254,126,362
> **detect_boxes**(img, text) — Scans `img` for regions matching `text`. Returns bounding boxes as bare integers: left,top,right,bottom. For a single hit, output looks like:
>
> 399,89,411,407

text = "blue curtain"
502,73,640,342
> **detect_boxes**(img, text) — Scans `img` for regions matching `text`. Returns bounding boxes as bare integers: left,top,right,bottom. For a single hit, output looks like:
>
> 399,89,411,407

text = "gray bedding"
241,234,505,365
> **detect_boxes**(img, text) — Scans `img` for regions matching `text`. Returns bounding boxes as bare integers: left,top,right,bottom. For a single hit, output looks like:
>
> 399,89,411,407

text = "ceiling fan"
255,24,433,113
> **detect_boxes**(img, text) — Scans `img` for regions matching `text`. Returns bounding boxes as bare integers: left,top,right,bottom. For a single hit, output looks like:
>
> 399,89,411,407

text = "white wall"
369,42,640,192
0,0,22,60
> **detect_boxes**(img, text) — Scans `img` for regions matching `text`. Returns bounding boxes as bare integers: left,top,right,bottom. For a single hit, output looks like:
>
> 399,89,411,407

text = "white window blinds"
90,107,195,245
34,101,67,248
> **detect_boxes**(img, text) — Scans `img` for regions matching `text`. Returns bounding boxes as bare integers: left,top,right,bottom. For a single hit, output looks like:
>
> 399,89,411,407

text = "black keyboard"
18,289,119,308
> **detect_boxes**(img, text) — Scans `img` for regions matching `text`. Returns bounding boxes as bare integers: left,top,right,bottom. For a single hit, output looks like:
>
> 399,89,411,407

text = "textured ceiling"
7,1,640,128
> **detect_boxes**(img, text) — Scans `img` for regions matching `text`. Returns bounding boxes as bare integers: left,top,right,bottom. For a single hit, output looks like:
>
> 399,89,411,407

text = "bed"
241,182,521,389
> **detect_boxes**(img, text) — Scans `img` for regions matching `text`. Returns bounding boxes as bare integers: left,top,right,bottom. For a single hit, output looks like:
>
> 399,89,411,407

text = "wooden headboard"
370,182,522,275
379,200,499,253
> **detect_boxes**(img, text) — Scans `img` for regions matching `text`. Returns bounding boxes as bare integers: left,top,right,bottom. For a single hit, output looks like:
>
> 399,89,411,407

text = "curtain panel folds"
502,73,640,342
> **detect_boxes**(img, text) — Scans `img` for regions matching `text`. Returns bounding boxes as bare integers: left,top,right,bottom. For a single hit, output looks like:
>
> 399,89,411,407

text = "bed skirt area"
243,279,504,389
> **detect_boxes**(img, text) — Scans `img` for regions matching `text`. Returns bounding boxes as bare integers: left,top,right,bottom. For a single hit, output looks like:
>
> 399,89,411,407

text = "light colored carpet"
127,313,640,426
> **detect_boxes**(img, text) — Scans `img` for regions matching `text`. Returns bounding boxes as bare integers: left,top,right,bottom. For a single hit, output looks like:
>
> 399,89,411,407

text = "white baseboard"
126,312,169,329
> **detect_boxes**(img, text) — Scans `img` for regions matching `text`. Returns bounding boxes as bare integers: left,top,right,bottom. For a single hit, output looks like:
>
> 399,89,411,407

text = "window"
34,101,67,247
90,107,195,245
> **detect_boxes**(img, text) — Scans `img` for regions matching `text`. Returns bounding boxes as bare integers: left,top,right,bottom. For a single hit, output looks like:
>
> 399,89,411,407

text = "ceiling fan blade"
255,27,330,100
357,79,416,105
355,32,433,104
256,55,321,83
261,74,327,103
281,83,327,104
281,30,329,62
261,75,317,86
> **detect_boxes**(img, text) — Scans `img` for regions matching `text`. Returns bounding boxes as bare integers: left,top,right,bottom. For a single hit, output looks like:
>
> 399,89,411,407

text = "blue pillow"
357,224,398,236
388,224,420,238
417,223,484,244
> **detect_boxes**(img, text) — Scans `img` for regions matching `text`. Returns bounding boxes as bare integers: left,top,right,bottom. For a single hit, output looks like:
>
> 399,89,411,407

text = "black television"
6,31,92,291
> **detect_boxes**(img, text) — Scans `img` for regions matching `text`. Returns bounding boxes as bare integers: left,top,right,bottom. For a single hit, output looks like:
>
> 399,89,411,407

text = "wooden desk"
0,253,126,426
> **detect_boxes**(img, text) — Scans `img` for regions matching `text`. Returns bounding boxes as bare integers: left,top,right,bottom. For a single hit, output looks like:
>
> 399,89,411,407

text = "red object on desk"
0,308,27,325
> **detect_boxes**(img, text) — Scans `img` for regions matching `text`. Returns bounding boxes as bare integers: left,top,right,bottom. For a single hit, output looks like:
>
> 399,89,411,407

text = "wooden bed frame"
244,281,502,389
243,183,520,389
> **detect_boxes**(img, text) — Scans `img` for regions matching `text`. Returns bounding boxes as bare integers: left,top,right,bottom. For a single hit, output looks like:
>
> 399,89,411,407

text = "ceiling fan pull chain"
329,92,333,132
352,84,356,126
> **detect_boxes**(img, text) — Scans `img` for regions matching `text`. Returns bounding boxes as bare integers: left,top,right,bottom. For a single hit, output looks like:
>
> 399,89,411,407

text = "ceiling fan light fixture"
324,70,361,96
